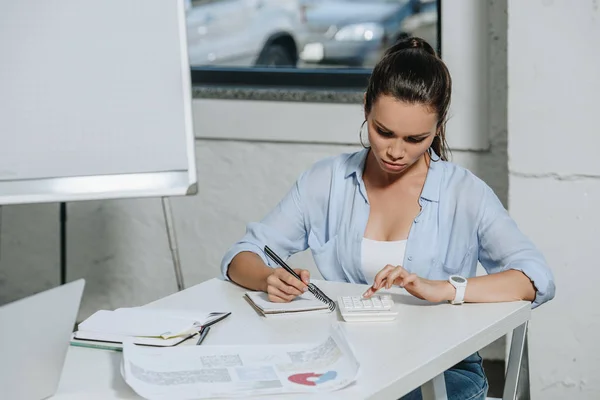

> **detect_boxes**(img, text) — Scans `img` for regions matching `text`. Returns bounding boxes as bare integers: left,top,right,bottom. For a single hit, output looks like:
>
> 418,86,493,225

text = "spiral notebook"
71,308,230,349
244,291,333,316
263,246,337,312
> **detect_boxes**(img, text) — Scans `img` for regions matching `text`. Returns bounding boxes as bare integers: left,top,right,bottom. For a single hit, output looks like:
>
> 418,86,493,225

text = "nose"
386,139,405,161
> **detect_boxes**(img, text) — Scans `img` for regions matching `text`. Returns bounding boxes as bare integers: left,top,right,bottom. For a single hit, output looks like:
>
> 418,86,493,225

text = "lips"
383,160,406,171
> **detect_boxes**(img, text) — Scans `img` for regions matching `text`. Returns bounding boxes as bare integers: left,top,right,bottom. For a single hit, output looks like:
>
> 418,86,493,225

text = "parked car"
399,0,438,49
185,0,308,67
299,0,437,67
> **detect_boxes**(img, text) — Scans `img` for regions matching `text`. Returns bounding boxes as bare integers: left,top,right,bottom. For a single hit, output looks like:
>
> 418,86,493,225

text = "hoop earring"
359,120,369,149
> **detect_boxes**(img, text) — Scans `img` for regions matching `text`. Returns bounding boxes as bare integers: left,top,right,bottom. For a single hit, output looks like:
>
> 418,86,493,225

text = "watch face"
452,276,466,284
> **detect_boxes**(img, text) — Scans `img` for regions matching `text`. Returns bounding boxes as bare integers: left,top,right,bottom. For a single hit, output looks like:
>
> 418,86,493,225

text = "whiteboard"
0,0,197,205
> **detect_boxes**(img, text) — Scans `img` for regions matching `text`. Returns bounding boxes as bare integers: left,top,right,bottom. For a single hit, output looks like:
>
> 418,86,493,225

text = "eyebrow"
373,119,431,138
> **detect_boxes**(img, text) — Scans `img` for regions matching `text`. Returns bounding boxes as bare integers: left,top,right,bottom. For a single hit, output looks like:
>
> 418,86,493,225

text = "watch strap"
451,282,466,304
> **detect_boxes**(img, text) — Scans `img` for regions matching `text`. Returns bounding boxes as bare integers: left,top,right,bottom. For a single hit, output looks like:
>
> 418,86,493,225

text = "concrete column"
508,1,600,398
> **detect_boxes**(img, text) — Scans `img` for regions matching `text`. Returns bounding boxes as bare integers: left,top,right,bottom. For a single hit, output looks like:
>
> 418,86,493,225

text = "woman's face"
366,95,438,175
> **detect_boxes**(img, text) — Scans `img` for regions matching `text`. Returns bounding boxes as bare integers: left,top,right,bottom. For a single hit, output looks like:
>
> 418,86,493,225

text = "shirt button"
407,256,413,261
414,218,419,223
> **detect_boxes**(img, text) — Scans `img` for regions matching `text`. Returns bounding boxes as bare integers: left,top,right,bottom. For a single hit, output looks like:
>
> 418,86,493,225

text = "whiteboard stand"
58,198,186,291
60,203,67,285
0,205,3,262
161,197,185,291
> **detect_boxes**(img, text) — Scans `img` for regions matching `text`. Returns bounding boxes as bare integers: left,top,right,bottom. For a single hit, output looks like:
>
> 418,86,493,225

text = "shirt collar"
344,148,442,203
344,148,369,179
420,150,442,202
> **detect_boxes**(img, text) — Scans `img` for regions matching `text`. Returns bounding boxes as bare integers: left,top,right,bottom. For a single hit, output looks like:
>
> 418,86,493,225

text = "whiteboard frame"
0,0,197,206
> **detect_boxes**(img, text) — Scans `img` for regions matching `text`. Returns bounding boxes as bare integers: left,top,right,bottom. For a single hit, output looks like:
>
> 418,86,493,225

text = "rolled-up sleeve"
220,172,309,280
477,185,556,308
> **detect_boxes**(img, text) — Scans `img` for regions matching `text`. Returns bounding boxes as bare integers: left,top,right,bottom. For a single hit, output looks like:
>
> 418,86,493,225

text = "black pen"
203,312,231,328
196,326,210,346
264,245,336,312
196,326,210,345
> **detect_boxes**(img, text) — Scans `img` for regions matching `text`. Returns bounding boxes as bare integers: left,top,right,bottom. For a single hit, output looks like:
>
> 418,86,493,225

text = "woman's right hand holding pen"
266,268,310,303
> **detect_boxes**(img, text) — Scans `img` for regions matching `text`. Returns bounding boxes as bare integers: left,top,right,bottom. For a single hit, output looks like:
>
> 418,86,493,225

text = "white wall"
508,0,600,398
0,0,508,359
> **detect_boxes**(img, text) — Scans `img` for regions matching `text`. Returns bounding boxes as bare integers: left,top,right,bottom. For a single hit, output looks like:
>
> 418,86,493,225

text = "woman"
220,37,555,400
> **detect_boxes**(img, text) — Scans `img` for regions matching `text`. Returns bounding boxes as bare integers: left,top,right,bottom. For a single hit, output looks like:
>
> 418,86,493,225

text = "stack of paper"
244,291,332,316
72,308,229,349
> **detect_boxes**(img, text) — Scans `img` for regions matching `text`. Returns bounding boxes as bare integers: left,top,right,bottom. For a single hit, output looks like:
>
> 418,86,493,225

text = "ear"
363,92,368,120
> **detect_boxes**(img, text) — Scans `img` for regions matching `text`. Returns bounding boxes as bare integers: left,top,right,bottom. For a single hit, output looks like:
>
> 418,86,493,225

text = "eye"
406,136,426,143
375,127,394,138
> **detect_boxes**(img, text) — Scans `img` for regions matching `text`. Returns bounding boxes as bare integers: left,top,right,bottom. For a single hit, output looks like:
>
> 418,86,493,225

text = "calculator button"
337,295,398,322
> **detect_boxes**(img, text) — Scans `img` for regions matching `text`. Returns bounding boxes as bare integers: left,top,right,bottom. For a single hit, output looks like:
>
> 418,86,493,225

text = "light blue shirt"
221,148,555,308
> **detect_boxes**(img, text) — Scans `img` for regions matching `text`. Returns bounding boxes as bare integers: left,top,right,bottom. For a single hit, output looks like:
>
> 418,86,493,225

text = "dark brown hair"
364,36,452,161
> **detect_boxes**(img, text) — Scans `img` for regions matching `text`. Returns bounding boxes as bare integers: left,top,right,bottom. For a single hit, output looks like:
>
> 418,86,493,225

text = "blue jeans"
400,352,488,400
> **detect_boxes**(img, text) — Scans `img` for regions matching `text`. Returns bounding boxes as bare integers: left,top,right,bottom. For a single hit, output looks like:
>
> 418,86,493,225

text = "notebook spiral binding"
264,245,336,312
309,283,337,312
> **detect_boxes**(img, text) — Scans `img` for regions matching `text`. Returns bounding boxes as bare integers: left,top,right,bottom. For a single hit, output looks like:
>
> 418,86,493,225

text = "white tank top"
361,238,407,284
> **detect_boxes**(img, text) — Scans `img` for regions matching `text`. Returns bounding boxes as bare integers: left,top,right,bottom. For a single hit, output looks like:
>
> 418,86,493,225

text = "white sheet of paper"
121,324,360,399
78,308,218,339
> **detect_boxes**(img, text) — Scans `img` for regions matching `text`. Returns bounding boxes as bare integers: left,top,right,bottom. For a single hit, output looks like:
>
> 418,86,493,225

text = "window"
187,0,440,89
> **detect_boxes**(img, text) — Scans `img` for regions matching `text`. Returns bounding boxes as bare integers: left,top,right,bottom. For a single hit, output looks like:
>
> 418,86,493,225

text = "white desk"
52,279,530,400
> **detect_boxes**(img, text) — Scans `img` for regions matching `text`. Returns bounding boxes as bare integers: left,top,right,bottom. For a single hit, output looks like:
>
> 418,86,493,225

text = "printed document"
121,324,359,399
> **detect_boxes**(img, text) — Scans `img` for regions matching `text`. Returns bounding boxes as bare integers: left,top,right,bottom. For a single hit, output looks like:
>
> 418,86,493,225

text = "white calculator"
338,295,398,322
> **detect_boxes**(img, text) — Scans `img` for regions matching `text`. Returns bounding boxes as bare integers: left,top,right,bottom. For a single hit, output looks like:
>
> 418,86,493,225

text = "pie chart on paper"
288,371,338,386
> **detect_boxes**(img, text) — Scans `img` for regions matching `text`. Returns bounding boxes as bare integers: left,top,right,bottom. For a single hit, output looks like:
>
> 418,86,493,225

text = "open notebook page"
78,308,217,339
245,291,330,314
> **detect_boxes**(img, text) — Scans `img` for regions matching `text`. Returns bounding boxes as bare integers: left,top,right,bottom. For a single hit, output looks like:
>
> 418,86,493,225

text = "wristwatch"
448,275,467,305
